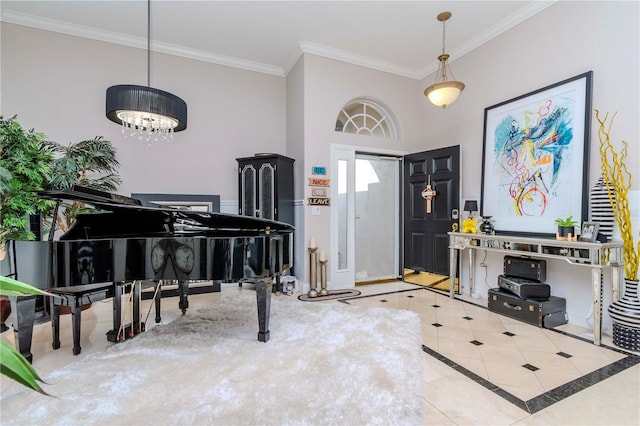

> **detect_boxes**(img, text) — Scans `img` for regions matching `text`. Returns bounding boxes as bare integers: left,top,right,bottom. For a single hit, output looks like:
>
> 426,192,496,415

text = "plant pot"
608,279,640,351
558,226,575,238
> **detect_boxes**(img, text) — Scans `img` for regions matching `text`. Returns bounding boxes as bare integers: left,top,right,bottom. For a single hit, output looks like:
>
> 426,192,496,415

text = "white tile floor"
1,281,639,425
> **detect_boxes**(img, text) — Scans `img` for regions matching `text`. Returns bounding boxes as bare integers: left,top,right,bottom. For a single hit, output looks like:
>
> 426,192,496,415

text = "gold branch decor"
595,109,638,280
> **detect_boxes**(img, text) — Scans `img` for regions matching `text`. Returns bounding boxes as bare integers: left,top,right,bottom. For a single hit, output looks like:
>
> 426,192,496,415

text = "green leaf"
0,275,56,297
0,341,48,395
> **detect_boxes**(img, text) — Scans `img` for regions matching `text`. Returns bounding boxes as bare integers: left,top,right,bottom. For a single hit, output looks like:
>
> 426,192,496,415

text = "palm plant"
43,136,122,232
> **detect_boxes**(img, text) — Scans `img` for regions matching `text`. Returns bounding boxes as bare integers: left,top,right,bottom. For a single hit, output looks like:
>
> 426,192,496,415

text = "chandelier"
105,0,187,142
424,11,465,108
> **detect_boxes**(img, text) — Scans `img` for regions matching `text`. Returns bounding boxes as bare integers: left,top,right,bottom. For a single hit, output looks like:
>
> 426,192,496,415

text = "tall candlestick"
308,246,318,297
319,257,328,296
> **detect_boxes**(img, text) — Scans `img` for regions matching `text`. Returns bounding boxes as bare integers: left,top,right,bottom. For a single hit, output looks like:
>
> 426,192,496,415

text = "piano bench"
49,283,115,356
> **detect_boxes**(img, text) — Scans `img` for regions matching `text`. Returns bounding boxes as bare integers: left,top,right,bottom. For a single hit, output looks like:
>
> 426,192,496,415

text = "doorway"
330,144,460,291
354,154,400,283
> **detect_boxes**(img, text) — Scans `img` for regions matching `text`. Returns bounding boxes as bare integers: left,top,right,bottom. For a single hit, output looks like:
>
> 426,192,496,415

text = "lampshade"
105,0,187,142
424,12,465,108
106,85,187,138
463,200,478,212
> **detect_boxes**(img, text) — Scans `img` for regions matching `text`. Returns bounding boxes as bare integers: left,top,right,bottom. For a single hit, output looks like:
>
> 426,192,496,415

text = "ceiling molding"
417,0,557,79
298,41,422,80
1,10,286,77
2,2,556,81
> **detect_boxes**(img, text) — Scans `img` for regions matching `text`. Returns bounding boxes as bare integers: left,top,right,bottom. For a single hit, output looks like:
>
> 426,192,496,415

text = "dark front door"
403,146,459,276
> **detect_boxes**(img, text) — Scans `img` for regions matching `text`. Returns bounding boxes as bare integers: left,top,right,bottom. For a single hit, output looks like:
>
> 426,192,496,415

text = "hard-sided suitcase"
488,288,567,328
503,255,547,282
497,275,551,300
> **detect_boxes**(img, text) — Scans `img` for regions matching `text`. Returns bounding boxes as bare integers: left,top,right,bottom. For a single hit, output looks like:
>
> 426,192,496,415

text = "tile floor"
1,281,639,425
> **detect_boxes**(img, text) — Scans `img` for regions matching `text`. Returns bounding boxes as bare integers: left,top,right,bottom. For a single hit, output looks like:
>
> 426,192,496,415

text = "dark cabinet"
236,154,295,226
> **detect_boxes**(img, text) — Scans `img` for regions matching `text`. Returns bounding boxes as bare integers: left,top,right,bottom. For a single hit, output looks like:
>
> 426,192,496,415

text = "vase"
608,279,640,351
480,216,494,234
590,176,615,241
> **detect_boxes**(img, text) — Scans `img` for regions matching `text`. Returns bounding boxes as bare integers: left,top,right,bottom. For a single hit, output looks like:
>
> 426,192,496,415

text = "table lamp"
462,200,478,233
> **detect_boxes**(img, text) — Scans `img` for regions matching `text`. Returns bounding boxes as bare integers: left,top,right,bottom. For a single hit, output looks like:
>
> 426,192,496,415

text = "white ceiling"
1,1,555,79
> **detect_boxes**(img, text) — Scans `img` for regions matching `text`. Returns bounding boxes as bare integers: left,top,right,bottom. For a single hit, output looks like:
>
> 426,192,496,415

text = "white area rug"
1,289,423,425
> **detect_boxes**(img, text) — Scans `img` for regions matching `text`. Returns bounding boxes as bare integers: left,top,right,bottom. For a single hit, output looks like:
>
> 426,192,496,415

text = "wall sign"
308,197,331,206
311,187,328,197
309,178,330,187
312,166,326,175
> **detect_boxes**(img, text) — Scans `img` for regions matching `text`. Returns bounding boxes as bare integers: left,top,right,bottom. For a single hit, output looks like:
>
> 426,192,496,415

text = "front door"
403,146,459,283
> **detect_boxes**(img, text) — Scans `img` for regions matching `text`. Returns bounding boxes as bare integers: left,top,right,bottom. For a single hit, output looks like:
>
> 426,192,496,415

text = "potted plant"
0,116,55,244
554,216,578,238
596,110,639,351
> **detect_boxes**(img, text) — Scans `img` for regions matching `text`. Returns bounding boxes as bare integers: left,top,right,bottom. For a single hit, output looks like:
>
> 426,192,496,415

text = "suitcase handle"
503,302,522,311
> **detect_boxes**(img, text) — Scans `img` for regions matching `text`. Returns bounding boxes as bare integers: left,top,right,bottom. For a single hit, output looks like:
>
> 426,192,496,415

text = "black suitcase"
488,288,567,328
497,275,551,300
503,255,547,281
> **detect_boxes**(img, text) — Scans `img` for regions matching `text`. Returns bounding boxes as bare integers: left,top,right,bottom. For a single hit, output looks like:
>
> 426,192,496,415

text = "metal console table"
448,232,624,345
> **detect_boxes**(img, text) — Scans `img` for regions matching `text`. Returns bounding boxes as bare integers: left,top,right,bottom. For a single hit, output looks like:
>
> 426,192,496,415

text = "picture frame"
131,193,220,212
480,71,593,237
579,221,599,242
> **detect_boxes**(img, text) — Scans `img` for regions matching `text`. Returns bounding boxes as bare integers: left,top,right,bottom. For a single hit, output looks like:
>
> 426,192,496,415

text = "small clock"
175,245,194,273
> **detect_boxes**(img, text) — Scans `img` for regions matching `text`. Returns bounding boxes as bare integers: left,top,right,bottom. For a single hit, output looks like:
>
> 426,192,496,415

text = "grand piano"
9,186,294,361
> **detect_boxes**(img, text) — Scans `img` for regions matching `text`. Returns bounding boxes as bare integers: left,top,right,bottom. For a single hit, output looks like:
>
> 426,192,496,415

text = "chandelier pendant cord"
146,0,151,87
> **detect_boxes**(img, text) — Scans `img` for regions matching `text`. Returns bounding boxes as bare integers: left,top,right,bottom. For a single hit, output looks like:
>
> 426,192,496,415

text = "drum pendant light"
424,11,465,109
106,0,187,141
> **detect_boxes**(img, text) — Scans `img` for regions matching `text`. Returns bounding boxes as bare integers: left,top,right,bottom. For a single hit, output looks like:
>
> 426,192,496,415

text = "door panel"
403,146,460,283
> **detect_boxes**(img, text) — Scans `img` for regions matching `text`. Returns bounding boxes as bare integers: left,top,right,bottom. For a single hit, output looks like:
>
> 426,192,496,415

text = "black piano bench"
49,283,114,355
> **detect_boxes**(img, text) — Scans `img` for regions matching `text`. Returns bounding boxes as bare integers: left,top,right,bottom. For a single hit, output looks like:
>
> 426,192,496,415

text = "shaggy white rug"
1,289,423,425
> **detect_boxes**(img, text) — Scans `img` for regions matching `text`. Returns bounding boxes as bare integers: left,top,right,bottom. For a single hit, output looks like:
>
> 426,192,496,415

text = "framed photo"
579,222,599,242
480,71,593,236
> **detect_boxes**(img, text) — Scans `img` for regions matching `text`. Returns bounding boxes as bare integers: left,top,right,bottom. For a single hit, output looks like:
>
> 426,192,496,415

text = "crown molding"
1,10,286,77
298,41,422,80
3,1,556,81
417,0,557,79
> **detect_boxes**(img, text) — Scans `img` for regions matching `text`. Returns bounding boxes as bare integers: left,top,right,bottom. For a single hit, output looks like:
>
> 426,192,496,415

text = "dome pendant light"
424,11,465,109
106,0,187,142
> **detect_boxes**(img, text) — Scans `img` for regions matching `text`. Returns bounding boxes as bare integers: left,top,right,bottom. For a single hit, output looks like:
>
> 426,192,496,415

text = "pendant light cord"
147,0,151,87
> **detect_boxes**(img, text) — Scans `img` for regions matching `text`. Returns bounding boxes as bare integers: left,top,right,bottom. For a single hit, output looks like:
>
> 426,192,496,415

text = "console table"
448,232,624,345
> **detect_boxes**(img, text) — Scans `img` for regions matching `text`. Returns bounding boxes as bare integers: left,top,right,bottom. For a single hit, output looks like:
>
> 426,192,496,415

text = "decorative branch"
595,110,638,280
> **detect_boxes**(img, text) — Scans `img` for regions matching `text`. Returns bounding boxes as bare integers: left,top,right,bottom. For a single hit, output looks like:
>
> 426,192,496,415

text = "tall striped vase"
589,176,615,240
608,280,640,351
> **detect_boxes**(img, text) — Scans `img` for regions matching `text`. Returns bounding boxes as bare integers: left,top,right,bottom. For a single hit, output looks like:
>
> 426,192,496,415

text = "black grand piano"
9,186,294,361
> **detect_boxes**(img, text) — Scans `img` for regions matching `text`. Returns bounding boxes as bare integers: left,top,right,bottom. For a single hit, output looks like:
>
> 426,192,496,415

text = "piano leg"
256,278,272,342
9,295,36,363
178,280,189,314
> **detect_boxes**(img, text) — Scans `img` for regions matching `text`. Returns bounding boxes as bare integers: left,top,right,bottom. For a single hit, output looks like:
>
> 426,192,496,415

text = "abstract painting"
481,72,592,235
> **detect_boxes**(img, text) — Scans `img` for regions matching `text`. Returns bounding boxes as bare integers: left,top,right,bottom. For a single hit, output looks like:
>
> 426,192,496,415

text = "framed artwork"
131,193,220,212
480,71,593,236
579,221,599,242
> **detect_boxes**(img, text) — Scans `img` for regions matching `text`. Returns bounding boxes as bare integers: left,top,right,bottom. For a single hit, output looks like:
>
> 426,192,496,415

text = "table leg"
591,267,601,346
449,246,457,298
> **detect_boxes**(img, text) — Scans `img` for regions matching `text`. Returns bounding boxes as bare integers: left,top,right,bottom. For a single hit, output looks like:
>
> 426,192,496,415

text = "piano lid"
38,186,294,235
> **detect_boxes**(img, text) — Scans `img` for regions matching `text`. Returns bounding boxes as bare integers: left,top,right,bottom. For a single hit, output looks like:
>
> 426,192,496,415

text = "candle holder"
319,258,328,296
308,247,318,297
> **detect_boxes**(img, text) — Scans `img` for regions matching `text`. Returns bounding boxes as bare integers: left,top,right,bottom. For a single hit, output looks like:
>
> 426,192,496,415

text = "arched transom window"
335,99,397,138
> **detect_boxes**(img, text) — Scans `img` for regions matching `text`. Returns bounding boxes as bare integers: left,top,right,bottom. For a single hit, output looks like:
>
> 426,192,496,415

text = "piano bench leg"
50,299,61,350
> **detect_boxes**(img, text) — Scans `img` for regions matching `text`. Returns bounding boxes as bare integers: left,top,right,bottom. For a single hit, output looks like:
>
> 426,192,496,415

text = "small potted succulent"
554,216,578,239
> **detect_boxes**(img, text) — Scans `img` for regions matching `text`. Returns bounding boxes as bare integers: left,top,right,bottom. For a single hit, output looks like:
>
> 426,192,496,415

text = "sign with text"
312,166,326,175
308,197,331,206
308,178,330,187
311,187,328,197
